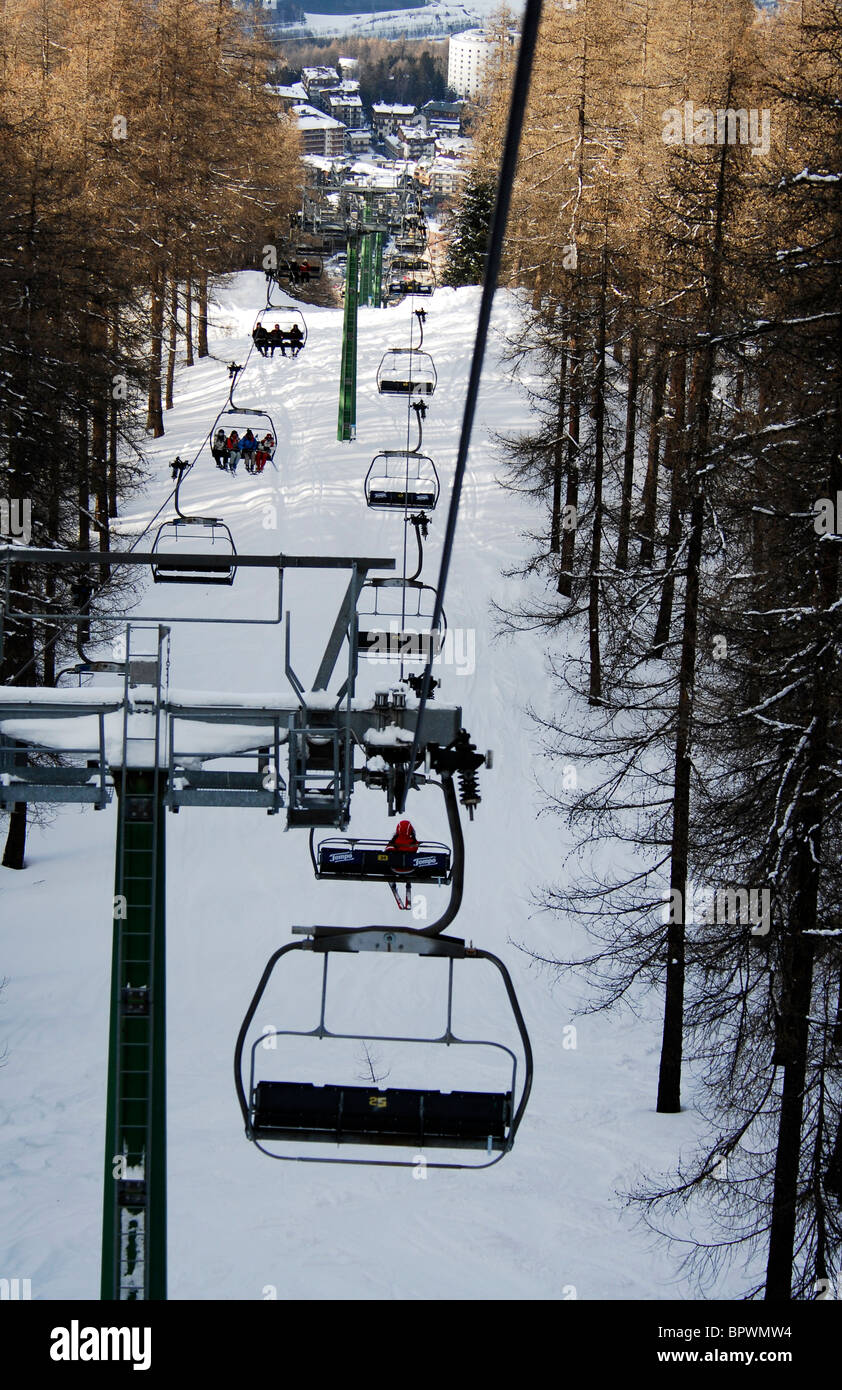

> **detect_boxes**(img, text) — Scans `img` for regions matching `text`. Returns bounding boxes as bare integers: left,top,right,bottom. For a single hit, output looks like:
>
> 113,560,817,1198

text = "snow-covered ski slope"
1,275,731,1300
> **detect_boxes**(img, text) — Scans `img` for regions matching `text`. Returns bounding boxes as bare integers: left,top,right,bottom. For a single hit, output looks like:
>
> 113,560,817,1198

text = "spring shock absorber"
458,763,481,820
431,730,485,821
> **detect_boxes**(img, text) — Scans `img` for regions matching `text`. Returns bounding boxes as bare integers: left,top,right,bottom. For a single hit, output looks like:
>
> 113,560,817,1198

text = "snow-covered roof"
327,92,363,108
267,81,307,101
397,125,434,141
301,66,339,83
421,99,465,115
326,80,361,95
435,136,473,158
293,104,345,131
372,103,416,117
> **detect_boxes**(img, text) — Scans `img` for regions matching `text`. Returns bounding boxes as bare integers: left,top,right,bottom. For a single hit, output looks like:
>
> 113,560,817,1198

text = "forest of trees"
272,36,455,106
457,0,842,1300
0,0,301,867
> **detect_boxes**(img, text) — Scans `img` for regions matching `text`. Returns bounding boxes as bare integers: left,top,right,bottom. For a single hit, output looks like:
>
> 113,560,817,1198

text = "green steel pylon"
337,236,359,441
359,232,373,307
101,627,167,1300
372,231,384,308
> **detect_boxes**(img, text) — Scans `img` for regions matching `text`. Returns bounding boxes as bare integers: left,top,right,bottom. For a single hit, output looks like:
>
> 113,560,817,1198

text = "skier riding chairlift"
386,819,420,910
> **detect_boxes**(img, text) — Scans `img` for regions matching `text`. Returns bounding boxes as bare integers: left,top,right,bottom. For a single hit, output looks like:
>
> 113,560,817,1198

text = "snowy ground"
1,274,744,1300
274,2,523,41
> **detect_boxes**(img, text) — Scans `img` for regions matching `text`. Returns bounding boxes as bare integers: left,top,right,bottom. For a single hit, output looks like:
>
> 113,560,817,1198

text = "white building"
447,28,517,100
292,103,346,158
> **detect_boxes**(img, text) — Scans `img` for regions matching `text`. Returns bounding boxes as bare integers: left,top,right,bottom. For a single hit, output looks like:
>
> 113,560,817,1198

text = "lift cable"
6,333,264,684
126,340,261,553
397,311,426,677
397,0,543,812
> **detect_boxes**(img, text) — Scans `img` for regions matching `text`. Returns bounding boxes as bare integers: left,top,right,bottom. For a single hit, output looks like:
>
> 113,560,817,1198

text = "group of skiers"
252,321,304,359
211,428,274,475
285,259,313,285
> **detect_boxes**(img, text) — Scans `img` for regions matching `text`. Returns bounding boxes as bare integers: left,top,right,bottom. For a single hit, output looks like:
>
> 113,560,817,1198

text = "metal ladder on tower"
101,624,169,1300
337,231,360,441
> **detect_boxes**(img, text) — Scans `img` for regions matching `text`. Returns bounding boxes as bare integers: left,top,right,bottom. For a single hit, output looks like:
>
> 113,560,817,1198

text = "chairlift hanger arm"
306,773,464,938
234,941,303,1131
407,512,428,583
469,946,534,1147
412,399,427,453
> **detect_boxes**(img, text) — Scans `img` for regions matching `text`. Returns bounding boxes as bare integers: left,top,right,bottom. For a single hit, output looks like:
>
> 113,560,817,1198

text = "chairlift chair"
210,406,278,471
294,247,323,280
357,576,445,661
364,450,440,512
150,516,237,584
402,276,434,298
377,349,437,397
234,927,533,1168
312,833,451,909
252,308,308,357
388,255,430,274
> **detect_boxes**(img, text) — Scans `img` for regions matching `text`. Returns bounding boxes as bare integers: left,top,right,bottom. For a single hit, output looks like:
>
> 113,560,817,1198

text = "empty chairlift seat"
251,1081,511,1150
357,577,445,661
150,518,237,584
377,349,437,397
234,928,534,1168
364,451,440,512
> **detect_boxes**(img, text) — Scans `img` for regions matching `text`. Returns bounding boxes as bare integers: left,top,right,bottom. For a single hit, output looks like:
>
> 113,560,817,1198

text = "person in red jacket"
387,819,419,854
385,820,419,910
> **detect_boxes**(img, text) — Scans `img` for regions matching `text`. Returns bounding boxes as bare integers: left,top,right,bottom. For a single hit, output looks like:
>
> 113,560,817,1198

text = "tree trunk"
197,269,209,358
765,854,817,1298
185,274,195,366
146,274,165,437
77,407,91,648
549,339,568,554
165,279,178,411
652,349,688,652
656,489,704,1113
108,315,119,517
92,389,109,555
43,452,61,687
558,335,580,598
2,802,27,870
767,436,840,1296
615,325,640,571
588,248,607,704
638,350,667,567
